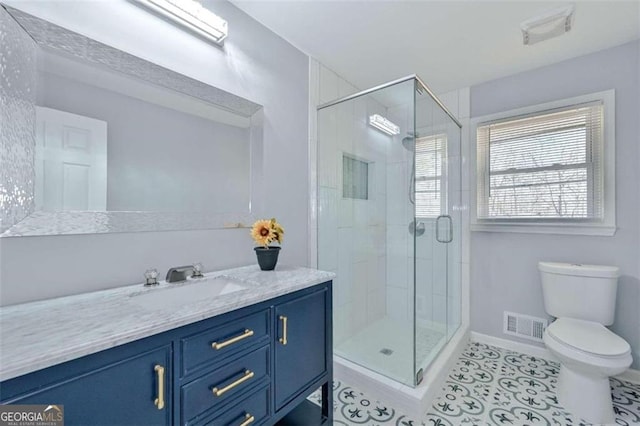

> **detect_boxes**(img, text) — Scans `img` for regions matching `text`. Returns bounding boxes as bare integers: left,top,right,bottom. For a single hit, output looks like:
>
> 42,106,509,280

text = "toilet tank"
538,262,619,325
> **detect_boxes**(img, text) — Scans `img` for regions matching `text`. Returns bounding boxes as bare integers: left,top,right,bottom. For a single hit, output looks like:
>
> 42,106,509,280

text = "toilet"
538,262,632,425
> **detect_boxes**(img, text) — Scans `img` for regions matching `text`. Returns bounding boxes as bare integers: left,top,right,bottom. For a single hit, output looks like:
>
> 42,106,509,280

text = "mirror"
0,6,264,237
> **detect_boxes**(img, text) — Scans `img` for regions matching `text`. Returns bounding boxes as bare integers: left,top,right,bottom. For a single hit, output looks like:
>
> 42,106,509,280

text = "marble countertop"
0,265,334,381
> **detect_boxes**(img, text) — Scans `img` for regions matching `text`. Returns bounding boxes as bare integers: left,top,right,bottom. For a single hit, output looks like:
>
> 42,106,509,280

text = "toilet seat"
547,318,631,358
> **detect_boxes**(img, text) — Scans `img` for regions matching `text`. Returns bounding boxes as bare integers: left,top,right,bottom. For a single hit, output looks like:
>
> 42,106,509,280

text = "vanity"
0,266,334,425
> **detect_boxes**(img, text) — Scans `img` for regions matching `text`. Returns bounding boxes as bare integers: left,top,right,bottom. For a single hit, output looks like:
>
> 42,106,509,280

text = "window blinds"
477,101,604,220
415,134,447,218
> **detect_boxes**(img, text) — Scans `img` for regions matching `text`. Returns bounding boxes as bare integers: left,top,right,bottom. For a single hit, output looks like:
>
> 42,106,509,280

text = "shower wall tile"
319,64,339,105
317,187,338,270
351,269,368,333
386,286,408,322
385,137,409,165
368,257,386,295
432,247,447,296
317,107,338,188
352,226,372,263
333,304,351,346
334,261,352,308
371,227,386,259
432,294,447,325
367,289,385,323
461,260,470,326
447,295,461,338
386,163,409,226
338,198,353,228
368,194,386,227
416,290,434,322
337,227,353,264
387,255,408,289
309,227,318,268
353,201,371,227
387,224,408,258
352,260,368,303
415,226,433,259
415,257,433,297
370,161,387,196
447,259,461,302
336,100,355,152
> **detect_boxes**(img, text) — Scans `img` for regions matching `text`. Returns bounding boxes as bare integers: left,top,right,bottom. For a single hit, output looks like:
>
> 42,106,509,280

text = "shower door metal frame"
317,75,464,131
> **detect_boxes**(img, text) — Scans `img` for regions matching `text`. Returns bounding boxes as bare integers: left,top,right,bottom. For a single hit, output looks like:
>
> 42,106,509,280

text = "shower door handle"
435,215,453,243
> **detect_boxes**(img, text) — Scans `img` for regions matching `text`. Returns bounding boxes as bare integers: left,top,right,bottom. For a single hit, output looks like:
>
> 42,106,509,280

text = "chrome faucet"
165,265,194,283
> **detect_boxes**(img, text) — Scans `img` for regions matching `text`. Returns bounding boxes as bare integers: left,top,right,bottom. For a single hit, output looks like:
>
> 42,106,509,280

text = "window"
472,90,615,235
415,134,446,218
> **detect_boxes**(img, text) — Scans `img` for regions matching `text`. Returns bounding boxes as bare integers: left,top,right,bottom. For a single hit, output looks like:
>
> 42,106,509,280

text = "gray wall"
470,40,640,369
0,0,309,305
38,72,250,213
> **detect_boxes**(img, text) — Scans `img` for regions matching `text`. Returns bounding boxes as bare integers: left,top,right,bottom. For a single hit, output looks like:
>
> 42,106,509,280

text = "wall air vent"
503,311,548,342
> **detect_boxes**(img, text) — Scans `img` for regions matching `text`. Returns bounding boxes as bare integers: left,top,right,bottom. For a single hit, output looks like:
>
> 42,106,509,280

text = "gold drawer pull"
279,316,288,345
211,329,254,350
212,370,254,397
239,413,255,426
154,364,165,410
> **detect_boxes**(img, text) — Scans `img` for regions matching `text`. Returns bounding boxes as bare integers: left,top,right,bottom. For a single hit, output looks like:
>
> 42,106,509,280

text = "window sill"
470,221,617,236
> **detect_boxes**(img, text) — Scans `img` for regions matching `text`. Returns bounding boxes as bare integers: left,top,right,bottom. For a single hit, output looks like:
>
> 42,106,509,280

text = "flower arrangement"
251,218,284,248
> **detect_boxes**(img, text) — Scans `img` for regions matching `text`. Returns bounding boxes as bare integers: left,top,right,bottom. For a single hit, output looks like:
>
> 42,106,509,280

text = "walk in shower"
317,76,462,387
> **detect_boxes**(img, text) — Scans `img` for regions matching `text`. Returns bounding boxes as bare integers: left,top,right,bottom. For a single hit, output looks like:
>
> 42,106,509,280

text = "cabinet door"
3,345,172,426
274,289,327,410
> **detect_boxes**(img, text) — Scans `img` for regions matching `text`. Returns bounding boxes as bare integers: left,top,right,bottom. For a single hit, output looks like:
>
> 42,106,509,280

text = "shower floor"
334,316,446,384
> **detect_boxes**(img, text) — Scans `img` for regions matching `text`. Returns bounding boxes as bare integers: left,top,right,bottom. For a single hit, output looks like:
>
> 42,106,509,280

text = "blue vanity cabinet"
0,281,332,426
274,288,328,411
0,337,173,426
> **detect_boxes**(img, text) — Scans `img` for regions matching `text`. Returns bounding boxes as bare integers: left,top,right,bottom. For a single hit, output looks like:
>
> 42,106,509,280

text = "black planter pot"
254,246,281,271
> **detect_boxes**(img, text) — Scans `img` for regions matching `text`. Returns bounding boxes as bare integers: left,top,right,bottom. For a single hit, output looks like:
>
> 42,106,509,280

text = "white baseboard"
470,331,640,385
470,331,557,361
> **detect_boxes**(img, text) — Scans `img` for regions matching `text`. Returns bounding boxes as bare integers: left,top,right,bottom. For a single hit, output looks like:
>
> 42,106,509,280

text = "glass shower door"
413,81,462,380
318,78,417,386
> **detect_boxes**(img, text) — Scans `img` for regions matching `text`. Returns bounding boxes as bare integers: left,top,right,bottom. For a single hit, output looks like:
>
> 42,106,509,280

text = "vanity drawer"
181,345,269,423
182,309,269,377
192,384,270,426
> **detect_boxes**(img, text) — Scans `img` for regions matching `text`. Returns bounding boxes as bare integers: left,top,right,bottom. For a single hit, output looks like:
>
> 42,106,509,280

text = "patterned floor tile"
317,341,640,426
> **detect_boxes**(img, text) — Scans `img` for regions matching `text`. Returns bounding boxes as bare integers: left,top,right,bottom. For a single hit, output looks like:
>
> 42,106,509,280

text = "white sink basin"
129,277,246,309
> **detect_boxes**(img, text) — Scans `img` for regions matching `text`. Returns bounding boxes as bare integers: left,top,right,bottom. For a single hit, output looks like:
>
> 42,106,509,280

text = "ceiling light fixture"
520,4,574,46
136,0,228,45
369,114,400,136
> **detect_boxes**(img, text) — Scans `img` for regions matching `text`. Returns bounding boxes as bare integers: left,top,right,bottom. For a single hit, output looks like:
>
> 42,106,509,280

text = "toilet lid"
547,318,630,357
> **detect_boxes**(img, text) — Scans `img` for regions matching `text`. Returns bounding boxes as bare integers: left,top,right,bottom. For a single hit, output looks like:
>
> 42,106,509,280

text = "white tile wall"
314,61,388,343
387,286,408,321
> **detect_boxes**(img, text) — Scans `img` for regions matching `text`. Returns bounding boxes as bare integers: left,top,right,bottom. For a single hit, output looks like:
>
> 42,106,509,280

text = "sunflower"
251,219,275,247
251,218,285,247
271,219,285,244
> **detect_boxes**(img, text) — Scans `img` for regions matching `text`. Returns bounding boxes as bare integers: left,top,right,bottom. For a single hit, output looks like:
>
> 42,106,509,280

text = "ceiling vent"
521,4,575,46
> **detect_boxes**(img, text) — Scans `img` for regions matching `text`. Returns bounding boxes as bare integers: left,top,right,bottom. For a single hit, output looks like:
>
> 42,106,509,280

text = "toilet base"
557,364,614,425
